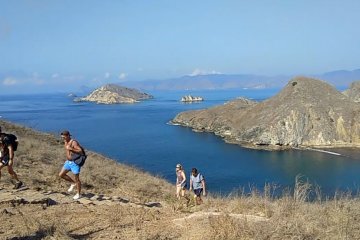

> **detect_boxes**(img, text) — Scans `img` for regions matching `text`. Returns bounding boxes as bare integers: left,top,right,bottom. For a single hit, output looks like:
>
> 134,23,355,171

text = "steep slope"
75,84,153,104
172,77,360,149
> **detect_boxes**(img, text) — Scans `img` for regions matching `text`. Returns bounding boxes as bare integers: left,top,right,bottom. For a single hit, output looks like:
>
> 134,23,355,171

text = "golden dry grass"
1,120,360,239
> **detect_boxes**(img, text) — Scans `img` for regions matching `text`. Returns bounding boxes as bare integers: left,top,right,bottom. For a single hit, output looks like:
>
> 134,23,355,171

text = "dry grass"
188,177,360,240
0,120,173,202
1,120,360,239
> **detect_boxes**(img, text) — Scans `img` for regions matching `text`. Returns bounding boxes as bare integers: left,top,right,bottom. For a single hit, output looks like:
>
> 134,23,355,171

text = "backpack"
71,150,87,167
69,140,87,167
3,134,18,151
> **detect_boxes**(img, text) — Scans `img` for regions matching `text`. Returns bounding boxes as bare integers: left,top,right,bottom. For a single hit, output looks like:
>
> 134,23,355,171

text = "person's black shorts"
194,188,203,197
180,182,187,189
0,156,9,166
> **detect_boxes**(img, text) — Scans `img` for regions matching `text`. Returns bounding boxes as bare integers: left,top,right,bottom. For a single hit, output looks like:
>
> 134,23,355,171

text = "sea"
1,89,360,196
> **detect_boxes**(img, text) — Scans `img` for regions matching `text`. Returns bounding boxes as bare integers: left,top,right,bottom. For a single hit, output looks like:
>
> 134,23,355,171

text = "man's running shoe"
68,184,76,193
73,193,81,200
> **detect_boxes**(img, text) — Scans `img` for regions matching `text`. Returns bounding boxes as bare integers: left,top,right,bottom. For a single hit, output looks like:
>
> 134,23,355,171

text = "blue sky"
0,0,360,93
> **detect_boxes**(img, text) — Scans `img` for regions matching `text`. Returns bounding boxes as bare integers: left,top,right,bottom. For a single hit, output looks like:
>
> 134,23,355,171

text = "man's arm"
202,179,206,196
8,145,14,166
66,140,83,154
189,178,193,191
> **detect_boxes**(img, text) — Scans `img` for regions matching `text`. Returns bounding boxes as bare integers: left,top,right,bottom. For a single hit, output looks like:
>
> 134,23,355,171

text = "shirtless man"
58,130,84,200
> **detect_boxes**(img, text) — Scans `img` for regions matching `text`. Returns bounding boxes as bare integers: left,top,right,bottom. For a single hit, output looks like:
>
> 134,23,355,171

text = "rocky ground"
1,119,360,239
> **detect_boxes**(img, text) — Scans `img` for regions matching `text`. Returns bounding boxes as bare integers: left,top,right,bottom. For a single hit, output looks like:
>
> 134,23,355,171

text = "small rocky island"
172,77,360,150
181,95,204,102
74,84,153,104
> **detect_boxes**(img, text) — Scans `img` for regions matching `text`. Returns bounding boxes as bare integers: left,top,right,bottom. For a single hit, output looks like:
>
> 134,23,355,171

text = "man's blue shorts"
63,160,81,175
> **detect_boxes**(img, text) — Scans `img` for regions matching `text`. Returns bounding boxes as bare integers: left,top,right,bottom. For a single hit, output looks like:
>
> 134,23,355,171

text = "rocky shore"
172,77,360,150
1,119,360,239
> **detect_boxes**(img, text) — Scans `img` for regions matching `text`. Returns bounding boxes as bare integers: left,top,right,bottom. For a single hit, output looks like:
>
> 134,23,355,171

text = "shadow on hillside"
10,226,56,240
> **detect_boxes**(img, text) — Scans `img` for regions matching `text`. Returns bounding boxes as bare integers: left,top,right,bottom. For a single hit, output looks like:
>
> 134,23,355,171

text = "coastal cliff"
75,84,153,104
172,77,360,149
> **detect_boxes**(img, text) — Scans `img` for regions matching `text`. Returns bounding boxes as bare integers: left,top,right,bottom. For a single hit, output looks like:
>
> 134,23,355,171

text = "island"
74,84,153,104
181,95,204,102
172,77,360,150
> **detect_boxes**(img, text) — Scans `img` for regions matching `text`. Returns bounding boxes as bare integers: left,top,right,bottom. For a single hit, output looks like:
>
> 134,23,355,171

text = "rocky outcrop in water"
74,84,153,104
172,77,360,150
181,95,204,102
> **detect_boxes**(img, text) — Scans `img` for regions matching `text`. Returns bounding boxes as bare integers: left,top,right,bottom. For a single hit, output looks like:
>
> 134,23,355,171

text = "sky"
0,0,360,93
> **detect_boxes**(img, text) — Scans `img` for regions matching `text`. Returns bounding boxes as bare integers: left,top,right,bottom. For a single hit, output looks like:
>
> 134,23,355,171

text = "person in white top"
189,168,206,205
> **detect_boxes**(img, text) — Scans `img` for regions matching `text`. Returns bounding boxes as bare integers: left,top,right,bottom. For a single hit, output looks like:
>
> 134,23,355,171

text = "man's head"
61,130,71,141
191,168,198,176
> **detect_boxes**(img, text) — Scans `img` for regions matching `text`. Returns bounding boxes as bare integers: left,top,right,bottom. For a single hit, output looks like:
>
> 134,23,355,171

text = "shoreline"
1,119,360,239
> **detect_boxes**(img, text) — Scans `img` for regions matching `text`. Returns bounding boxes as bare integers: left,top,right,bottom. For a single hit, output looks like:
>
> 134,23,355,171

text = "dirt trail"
0,186,161,209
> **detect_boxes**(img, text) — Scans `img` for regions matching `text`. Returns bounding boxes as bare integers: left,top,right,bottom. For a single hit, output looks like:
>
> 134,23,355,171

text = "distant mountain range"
121,69,360,91
1,68,360,94
316,69,360,88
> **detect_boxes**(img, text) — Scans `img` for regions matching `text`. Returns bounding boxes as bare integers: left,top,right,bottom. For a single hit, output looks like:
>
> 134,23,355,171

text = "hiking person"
58,130,85,200
175,163,187,200
0,132,23,189
189,168,206,205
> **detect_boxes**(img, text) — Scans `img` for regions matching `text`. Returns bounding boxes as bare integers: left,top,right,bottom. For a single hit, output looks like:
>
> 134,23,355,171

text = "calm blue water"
1,89,360,196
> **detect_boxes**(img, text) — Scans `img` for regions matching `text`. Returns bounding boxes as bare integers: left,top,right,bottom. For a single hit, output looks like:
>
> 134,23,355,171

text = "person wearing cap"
175,163,187,200
189,168,206,205
0,134,23,189
58,130,84,200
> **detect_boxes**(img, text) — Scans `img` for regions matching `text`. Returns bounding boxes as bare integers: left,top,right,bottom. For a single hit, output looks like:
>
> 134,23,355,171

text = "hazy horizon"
1,1,360,94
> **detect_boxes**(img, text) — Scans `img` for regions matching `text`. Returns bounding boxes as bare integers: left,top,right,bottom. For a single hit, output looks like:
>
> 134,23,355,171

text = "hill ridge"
172,77,360,149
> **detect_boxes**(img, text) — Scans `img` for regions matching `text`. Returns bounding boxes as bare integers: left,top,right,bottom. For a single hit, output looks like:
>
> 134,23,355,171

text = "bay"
1,89,360,196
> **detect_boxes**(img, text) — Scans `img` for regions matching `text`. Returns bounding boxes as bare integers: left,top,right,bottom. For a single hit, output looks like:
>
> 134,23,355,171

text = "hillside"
342,80,360,102
75,84,153,104
1,120,360,239
172,77,360,149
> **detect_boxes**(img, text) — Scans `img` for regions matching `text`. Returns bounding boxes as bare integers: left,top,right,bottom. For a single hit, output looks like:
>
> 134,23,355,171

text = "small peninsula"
172,77,360,150
74,84,153,104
